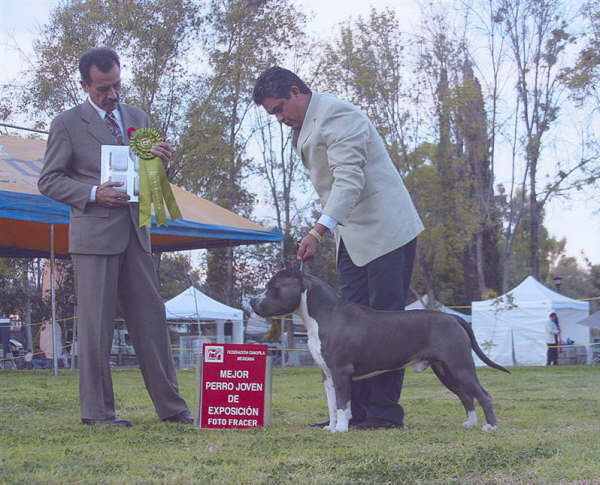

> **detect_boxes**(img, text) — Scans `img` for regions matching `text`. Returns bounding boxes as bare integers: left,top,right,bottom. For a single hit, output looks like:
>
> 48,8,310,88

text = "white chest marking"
297,291,330,375
297,291,341,431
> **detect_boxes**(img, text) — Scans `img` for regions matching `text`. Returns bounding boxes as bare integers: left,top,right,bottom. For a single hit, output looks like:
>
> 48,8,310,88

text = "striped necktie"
104,111,124,144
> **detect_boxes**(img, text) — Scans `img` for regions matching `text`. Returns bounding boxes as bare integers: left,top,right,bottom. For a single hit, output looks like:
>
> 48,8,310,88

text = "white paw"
331,426,348,433
481,424,498,432
323,424,336,432
462,411,477,428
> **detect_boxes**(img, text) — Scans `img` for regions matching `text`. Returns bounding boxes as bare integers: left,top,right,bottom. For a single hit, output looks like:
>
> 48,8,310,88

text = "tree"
547,240,600,313
316,7,499,305
18,0,200,136
252,104,312,265
495,0,575,279
175,0,307,306
158,252,202,300
455,60,502,299
316,8,418,174
496,189,558,287
563,2,600,110
412,10,484,306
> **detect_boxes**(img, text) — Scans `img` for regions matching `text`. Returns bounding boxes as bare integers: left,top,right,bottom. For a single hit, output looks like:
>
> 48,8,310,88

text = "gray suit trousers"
73,223,188,420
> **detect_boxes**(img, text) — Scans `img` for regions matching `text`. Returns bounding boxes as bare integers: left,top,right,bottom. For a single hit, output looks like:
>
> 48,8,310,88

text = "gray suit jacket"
295,92,424,266
39,101,151,255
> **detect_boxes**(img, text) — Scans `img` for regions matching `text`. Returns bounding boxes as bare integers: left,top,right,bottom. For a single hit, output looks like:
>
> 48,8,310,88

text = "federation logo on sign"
204,345,224,363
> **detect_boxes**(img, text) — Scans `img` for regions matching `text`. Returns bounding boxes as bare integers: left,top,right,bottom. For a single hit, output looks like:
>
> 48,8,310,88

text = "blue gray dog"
251,269,509,433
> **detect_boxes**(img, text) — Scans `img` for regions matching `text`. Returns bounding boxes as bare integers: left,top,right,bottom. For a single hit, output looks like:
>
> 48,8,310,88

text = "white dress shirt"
87,96,125,201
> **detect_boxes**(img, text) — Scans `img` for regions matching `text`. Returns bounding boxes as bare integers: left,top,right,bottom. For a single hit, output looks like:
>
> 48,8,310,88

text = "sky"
1,0,598,267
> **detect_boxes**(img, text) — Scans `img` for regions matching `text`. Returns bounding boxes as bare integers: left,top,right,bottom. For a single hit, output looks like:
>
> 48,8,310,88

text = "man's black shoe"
352,417,403,430
162,410,194,424
81,417,132,427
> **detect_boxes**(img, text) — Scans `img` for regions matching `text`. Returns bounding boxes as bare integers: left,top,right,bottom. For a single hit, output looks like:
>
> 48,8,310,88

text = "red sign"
198,343,271,429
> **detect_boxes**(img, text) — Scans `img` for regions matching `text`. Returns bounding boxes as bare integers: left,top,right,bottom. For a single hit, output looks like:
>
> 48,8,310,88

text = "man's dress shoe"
81,417,132,427
162,410,194,424
352,417,403,430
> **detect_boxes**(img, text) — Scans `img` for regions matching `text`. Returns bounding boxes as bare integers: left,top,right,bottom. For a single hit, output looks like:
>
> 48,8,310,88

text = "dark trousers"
546,340,559,366
337,237,417,425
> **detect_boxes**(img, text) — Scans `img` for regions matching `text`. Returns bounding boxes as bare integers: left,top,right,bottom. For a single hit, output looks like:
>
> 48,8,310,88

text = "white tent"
471,276,590,366
406,295,472,323
164,286,244,344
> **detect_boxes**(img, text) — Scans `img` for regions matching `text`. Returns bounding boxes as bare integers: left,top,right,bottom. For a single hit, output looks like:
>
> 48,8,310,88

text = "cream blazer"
294,92,424,267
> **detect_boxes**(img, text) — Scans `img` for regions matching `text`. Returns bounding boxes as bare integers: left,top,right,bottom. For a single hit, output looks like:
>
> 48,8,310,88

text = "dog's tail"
453,316,510,374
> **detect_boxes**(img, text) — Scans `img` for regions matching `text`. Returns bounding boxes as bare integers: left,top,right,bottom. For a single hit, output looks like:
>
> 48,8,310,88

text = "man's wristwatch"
308,228,322,242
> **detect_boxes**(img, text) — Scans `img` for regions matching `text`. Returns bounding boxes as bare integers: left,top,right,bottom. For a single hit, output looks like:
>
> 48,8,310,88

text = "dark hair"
79,47,120,84
252,66,311,105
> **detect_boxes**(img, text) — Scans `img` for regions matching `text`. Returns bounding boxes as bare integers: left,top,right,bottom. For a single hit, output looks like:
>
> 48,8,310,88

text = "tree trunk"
23,261,33,352
225,247,234,306
475,230,486,297
529,153,540,279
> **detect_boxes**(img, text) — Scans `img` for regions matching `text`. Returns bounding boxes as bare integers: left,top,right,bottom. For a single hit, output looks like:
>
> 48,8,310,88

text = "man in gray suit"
38,47,192,426
253,67,424,429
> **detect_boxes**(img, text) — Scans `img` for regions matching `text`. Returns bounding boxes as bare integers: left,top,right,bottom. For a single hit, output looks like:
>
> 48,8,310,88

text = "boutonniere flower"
127,126,137,139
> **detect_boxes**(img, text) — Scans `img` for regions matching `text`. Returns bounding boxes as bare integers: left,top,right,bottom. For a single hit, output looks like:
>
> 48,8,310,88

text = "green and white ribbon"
130,127,181,227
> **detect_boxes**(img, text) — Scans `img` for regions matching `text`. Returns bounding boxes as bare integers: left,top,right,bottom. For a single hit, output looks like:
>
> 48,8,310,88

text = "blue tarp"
0,135,282,258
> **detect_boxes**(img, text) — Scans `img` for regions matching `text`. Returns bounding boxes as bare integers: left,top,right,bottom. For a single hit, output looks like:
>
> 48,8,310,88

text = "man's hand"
296,224,327,261
297,234,318,260
151,141,172,170
96,181,130,207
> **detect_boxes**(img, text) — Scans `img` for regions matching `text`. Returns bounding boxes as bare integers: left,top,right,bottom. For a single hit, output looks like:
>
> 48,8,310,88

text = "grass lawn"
1,365,599,484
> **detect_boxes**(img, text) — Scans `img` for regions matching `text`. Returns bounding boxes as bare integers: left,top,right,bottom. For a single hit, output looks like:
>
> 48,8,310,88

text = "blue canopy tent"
0,135,281,258
0,135,282,374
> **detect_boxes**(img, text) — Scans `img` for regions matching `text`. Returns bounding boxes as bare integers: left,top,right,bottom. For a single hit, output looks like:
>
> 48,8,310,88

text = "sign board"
196,343,271,429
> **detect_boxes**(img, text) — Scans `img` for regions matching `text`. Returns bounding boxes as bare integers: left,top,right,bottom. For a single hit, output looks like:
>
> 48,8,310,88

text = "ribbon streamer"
130,128,182,227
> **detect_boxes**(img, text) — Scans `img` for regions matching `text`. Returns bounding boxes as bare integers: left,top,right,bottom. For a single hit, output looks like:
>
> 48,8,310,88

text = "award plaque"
100,145,139,202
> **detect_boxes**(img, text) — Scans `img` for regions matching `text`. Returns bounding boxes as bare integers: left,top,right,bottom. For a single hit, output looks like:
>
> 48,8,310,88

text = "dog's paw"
462,411,478,428
481,423,498,432
322,424,335,432
331,426,349,433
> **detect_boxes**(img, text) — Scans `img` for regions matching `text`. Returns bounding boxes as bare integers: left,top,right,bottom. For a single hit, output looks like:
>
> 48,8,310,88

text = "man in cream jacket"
254,67,424,429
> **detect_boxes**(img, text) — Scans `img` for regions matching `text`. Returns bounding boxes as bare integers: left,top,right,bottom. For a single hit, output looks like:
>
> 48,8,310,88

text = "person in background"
32,347,49,370
546,312,561,366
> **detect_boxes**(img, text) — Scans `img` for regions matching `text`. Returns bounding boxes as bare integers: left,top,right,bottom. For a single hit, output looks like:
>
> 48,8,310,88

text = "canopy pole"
50,224,58,377
71,305,77,371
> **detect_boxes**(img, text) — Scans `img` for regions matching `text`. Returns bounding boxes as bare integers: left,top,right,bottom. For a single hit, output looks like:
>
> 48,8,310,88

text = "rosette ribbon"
130,128,182,227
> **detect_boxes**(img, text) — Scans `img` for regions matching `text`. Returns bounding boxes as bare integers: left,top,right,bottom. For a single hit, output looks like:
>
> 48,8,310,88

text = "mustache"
102,96,119,106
